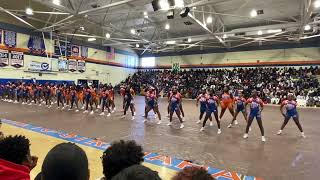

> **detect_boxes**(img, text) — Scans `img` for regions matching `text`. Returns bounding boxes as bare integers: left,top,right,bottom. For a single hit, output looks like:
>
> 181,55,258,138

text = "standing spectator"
0,135,38,180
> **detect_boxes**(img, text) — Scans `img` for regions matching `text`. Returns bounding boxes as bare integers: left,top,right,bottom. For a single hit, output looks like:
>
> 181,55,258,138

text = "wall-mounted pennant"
0,49,9,67
4,30,17,48
106,46,115,60
81,46,88,58
68,59,77,72
71,45,80,57
58,58,68,72
10,51,24,68
77,60,86,73
28,35,45,55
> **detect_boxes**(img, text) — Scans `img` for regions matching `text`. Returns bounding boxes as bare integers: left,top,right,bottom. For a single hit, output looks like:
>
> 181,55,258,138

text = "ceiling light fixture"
206,16,213,24
131,29,136,34
187,37,192,42
136,44,140,48
166,40,176,44
80,26,85,31
88,37,96,42
257,30,263,35
52,0,61,5
267,29,282,33
223,34,227,39
165,23,170,30
304,24,311,31
105,33,111,39
315,0,320,8
25,8,33,15
175,0,184,8
250,9,257,17
143,11,148,18
159,0,170,10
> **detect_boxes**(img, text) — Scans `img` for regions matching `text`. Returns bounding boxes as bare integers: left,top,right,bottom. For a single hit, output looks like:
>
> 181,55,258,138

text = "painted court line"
1,118,261,180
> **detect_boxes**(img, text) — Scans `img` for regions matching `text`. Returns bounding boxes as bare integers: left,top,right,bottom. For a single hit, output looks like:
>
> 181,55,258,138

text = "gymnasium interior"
0,0,320,180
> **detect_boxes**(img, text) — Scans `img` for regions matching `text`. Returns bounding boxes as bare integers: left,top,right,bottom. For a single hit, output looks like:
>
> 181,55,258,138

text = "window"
141,57,155,67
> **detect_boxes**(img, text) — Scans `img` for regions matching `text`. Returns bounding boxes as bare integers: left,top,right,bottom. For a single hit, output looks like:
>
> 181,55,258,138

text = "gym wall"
152,48,320,69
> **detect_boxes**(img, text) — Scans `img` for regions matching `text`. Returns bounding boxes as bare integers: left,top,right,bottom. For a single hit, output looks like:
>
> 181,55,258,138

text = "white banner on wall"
0,49,9,67
28,61,51,71
10,51,24,68
68,59,77,72
77,60,86,73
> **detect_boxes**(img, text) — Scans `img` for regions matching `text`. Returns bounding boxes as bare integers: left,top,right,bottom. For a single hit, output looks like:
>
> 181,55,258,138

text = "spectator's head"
0,135,32,167
252,90,258,98
111,165,161,180
40,142,89,180
172,166,215,180
102,140,144,180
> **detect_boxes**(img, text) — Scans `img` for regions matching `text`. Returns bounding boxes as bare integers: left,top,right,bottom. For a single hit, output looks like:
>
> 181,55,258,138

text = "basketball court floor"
1,96,319,180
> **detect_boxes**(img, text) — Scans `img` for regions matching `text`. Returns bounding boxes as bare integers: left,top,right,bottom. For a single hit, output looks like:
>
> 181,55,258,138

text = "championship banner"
0,30,2,44
28,61,50,71
106,46,115,60
81,46,88,58
54,40,71,57
77,60,86,73
28,35,45,55
10,51,24,68
71,45,80,57
58,59,68,72
68,59,77,72
0,49,9,67
4,30,17,48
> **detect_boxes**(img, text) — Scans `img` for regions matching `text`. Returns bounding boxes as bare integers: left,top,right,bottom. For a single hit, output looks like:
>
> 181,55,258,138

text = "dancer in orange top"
219,87,235,120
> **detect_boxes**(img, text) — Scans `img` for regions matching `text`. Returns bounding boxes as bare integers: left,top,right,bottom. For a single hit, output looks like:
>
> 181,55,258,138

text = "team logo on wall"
0,49,9,67
77,60,86,73
10,51,24,68
4,30,17,48
27,35,45,55
71,45,80,57
68,59,77,72
28,61,50,71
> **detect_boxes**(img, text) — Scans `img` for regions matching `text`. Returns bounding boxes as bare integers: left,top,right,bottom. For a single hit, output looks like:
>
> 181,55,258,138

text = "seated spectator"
0,135,37,180
101,140,144,180
172,166,216,180
111,164,161,180
35,142,89,180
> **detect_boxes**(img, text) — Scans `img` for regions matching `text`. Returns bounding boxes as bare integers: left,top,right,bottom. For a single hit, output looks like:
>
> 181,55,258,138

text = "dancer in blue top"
277,93,306,138
200,90,221,134
167,88,184,129
243,90,266,142
196,89,208,124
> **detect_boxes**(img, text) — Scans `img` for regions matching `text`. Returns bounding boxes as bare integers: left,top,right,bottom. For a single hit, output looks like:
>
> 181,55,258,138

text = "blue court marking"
1,118,260,180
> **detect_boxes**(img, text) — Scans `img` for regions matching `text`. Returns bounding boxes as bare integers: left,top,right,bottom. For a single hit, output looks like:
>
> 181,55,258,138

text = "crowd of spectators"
0,134,216,180
121,66,320,106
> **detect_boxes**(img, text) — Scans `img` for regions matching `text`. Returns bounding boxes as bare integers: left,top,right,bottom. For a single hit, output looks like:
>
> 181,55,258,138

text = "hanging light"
257,30,263,35
131,29,136,34
165,23,170,30
304,25,311,31
175,0,184,8
187,37,192,42
25,8,33,15
105,33,111,39
136,44,140,48
88,37,96,42
80,26,85,31
250,9,257,17
206,16,213,24
223,34,227,39
52,0,61,5
159,0,169,10
314,0,320,8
